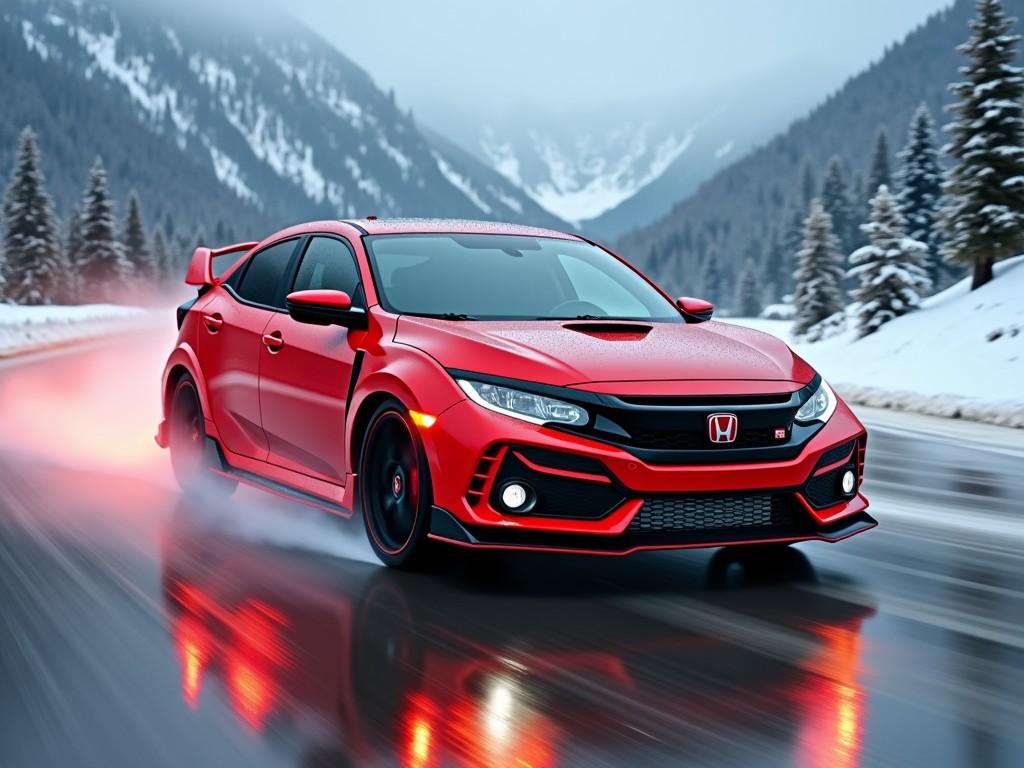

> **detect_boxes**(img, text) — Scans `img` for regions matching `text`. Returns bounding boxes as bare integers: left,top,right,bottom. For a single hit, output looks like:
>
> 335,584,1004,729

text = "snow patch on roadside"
729,257,1024,428
0,304,145,357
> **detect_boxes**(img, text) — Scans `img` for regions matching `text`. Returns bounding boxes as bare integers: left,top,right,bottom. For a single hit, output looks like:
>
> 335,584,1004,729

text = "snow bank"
0,304,145,357
728,256,1024,428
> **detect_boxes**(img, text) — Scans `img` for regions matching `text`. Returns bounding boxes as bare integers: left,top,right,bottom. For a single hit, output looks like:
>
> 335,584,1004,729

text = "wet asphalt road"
1,336,1023,767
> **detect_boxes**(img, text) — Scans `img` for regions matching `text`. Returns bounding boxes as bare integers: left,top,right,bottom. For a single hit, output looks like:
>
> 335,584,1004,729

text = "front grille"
629,427,782,451
629,495,803,533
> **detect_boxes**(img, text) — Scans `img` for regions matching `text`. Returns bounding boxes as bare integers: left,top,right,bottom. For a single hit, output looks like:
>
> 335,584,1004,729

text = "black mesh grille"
629,495,803,533
817,440,856,468
629,427,782,451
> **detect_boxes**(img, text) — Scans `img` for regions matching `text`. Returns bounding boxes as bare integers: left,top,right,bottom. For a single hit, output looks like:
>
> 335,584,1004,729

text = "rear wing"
185,241,259,287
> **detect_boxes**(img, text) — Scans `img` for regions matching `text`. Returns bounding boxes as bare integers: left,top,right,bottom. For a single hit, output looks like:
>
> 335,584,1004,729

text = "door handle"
202,313,224,333
262,331,284,353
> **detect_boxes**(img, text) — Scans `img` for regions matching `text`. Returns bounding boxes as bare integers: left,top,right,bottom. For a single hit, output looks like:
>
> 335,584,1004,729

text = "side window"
292,237,361,300
235,239,298,307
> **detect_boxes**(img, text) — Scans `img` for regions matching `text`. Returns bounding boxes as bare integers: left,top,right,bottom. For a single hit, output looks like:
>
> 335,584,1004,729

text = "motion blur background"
1,1,1023,766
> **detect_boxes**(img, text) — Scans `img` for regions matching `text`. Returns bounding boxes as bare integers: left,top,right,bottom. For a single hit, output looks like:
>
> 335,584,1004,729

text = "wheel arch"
346,350,463,477
161,343,211,424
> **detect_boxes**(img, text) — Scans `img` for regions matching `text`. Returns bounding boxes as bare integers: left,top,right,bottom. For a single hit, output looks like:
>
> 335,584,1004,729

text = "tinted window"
292,237,361,298
365,234,680,321
235,239,298,307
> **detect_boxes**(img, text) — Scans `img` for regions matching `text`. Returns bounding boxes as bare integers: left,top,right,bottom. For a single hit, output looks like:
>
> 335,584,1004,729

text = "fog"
289,0,953,134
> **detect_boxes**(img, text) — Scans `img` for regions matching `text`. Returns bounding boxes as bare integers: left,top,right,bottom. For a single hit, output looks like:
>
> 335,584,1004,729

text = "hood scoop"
563,322,653,341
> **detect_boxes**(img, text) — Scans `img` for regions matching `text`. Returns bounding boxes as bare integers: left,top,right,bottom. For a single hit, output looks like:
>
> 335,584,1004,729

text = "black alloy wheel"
359,400,434,568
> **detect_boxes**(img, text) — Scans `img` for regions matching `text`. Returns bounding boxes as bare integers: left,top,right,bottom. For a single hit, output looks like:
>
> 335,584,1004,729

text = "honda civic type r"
157,218,874,567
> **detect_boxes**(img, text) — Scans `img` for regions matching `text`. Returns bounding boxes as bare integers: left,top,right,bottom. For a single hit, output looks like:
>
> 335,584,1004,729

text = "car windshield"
365,234,681,322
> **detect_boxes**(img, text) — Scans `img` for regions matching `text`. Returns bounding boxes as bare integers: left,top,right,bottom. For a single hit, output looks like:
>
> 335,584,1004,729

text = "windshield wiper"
422,312,477,321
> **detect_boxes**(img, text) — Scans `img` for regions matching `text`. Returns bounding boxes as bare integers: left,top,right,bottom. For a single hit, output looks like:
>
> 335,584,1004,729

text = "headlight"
794,379,837,424
457,379,589,426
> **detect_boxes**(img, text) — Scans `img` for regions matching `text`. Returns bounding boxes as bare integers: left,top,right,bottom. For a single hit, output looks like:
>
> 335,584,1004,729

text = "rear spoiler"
185,241,259,287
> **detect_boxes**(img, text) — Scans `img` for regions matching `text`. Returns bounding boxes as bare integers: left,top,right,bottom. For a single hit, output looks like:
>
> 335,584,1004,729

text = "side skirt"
205,437,353,518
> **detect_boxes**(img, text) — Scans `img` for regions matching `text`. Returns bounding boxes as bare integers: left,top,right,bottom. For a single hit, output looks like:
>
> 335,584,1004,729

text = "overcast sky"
289,0,953,131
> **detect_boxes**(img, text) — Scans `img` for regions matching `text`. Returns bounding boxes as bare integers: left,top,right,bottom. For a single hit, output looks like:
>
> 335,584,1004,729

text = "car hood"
395,317,816,390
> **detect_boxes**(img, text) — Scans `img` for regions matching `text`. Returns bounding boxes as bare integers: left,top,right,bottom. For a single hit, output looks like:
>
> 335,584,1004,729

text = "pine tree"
761,226,785,301
849,185,931,337
78,158,131,302
702,247,723,305
820,157,856,255
735,258,762,317
65,206,84,303
2,127,65,304
152,228,172,284
866,127,893,198
781,205,805,299
793,200,845,337
897,104,945,287
801,162,817,209
122,192,155,282
942,0,1024,290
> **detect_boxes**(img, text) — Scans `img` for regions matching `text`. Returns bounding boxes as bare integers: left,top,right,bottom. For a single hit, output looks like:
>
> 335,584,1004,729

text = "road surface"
1,334,1022,767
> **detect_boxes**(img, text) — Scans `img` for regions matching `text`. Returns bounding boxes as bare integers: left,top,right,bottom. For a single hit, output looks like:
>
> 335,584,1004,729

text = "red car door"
197,238,300,461
259,235,363,484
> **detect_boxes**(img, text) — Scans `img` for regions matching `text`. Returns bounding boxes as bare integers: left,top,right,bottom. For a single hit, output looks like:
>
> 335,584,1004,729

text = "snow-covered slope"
728,257,1024,427
2,0,568,232
0,303,144,357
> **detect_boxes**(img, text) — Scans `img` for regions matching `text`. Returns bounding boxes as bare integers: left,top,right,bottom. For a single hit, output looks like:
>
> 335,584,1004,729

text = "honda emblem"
707,413,739,444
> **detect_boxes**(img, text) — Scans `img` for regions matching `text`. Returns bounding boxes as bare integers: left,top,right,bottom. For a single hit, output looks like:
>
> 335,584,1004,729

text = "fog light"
501,483,529,510
840,469,856,496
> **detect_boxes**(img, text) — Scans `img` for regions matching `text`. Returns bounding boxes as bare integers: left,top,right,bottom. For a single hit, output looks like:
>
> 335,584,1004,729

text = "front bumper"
422,397,873,553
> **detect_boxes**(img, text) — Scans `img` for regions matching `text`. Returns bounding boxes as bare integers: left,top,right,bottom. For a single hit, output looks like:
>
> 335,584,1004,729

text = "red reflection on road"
795,622,868,768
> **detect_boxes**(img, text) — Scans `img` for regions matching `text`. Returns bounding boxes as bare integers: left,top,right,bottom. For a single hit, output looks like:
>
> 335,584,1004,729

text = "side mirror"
676,296,715,323
286,290,367,328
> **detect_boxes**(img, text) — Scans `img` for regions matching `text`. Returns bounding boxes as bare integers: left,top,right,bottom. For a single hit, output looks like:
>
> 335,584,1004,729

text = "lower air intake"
629,495,802,533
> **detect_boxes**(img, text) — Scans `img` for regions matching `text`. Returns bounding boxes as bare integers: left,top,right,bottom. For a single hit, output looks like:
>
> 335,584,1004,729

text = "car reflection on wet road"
1,337,1023,767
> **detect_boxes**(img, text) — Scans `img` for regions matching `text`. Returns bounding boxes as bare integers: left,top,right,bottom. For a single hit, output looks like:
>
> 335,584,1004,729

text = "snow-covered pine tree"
866,127,893,198
942,0,1024,290
1,127,65,304
849,185,931,337
793,199,845,337
78,158,132,302
820,157,856,255
735,258,762,317
64,206,84,303
122,192,154,283
897,104,945,287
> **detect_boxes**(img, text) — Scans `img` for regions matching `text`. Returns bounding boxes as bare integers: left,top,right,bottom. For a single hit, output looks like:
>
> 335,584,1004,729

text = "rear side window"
235,239,298,307
292,237,361,299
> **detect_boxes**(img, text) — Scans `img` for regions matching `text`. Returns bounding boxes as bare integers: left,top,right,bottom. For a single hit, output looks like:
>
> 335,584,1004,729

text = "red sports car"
157,218,874,567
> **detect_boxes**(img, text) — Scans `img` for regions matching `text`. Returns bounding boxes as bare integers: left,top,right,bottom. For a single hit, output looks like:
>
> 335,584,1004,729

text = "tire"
168,374,236,497
358,399,434,569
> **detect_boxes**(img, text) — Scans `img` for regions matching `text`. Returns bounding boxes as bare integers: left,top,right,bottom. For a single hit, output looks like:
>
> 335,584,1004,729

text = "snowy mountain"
0,0,568,245
619,0,1024,298
478,120,695,227
468,58,856,239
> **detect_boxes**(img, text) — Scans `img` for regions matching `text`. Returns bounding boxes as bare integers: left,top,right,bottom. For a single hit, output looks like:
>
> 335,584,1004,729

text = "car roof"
342,217,583,240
